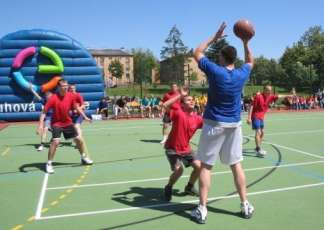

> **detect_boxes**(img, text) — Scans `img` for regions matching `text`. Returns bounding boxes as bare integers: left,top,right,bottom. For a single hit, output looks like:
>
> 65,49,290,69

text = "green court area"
1,112,324,230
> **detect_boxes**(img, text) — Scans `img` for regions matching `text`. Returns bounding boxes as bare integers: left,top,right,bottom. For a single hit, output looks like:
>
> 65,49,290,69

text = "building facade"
88,49,134,87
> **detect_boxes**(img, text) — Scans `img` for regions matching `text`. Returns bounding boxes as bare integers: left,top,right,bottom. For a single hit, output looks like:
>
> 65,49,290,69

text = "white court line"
47,160,324,191
263,140,324,160
38,181,324,220
244,136,324,160
35,173,49,220
259,129,324,136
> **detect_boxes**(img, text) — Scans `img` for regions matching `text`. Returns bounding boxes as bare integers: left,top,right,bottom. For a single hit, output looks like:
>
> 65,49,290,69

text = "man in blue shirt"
140,95,152,118
191,22,254,224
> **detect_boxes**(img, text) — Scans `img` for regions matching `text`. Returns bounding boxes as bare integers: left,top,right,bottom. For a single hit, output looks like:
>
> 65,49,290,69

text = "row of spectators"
96,94,208,119
96,88,324,120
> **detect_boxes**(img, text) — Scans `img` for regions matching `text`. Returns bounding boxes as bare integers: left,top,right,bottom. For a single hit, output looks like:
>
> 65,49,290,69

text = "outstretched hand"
214,22,227,40
179,86,189,97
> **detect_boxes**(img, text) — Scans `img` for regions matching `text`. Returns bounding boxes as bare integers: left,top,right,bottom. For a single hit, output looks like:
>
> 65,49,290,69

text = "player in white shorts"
191,22,255,224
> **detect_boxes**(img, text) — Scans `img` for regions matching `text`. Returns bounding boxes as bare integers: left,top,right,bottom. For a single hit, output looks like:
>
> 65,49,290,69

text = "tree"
161,25,188,59
160,25,189,84
108,59,124,87
132,48,158,84
279,26,324,91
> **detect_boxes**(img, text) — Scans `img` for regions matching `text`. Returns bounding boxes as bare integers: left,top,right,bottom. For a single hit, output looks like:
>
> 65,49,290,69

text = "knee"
173,165,183,174
74,136,83,144
192,160,201,170
51,139,60,147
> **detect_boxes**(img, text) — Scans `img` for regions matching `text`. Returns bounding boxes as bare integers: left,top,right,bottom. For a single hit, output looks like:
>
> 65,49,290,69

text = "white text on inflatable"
0,103,36,113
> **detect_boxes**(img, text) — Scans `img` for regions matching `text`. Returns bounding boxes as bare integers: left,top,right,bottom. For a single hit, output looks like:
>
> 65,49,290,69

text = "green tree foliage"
108,59,124,86
132,48,158,84
279,26,324,91
160,25,189,83
250,56,286,86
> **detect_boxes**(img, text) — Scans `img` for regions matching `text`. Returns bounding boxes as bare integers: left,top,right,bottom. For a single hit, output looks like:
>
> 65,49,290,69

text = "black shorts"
162,113,171,123
52,125,78,140
165,149,196,171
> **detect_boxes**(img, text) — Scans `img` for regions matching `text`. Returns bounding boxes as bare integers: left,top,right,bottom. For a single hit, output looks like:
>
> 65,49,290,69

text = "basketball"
233,19,255,40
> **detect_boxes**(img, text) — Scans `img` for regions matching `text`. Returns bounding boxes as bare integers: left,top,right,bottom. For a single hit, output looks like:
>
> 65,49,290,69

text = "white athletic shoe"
256,149,267,157
191,205,207,224
240,201,254,219
81,157,93,165
37,144,44,151
46,163,54,174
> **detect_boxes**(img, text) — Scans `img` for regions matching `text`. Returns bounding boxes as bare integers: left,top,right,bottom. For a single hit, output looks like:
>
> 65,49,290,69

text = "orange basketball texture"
233,20,255,40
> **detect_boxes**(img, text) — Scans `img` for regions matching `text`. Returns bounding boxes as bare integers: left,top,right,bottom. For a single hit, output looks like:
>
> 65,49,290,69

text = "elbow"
194,48,201,62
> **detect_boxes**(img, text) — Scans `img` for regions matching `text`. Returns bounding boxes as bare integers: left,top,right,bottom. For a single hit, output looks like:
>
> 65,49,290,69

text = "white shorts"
196,123,243,166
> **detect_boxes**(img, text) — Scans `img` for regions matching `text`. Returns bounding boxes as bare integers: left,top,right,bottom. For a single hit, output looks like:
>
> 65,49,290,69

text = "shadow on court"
101,143,282,229
140,139,161,143
106,186,241,229
19,162,80,173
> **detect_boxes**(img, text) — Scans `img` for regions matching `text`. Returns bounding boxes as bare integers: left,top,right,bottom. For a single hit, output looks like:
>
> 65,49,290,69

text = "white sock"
81,153,87,158
47,160,52,165
198,204,207,215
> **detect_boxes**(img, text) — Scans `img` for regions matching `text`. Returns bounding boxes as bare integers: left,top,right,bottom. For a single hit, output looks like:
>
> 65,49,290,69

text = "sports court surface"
1,111,324,230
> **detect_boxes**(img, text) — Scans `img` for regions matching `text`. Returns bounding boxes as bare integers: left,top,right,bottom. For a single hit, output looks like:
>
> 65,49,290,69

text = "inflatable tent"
0,29,104,121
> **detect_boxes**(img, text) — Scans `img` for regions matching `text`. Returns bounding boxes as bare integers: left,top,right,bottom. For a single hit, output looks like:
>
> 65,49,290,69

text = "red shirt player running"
162,87,203,202
37,79,92,174
247,85,278,157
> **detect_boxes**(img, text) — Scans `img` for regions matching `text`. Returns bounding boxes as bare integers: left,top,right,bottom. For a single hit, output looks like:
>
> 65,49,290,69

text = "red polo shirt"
165,103,203,155
44,92,77,127
251,93,278,120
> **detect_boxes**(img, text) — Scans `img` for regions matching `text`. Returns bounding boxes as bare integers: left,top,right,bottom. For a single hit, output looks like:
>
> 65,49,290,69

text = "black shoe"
184,184,199,196
164,185,172,202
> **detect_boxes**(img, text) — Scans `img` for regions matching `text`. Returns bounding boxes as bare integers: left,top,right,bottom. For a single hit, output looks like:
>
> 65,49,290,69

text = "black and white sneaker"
81,157,93,165
191,205,207,224
240,201,254,219
37,144,44,151
46,163,54,174
256,149,266,158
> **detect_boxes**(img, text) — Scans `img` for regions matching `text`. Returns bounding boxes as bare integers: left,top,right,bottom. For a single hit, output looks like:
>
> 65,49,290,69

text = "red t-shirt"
44,92,77,127
251,93,278,120
74,92,84,105
162,91,180,116
72,92,84,115
165,103,203,155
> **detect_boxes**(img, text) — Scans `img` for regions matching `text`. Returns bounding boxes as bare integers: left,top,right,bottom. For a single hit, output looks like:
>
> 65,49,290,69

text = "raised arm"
194,22,226,62
243,40,254,68
162,87,188,111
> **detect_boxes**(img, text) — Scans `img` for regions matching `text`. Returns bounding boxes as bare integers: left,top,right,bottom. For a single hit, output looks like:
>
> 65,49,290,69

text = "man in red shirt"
37,79,92,174
247,85,278,157
160,83,180,144
163,87,203,201
68,84,86,137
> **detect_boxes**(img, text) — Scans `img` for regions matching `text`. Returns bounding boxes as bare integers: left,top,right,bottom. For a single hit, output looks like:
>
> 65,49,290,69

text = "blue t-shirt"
198,56,251,123
141,98,151,106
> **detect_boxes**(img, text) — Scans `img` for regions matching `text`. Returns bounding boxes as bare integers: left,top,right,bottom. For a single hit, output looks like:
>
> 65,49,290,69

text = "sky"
0,0,323,60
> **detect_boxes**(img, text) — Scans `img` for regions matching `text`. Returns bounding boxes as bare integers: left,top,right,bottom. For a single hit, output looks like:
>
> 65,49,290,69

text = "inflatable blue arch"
0,29,105,121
